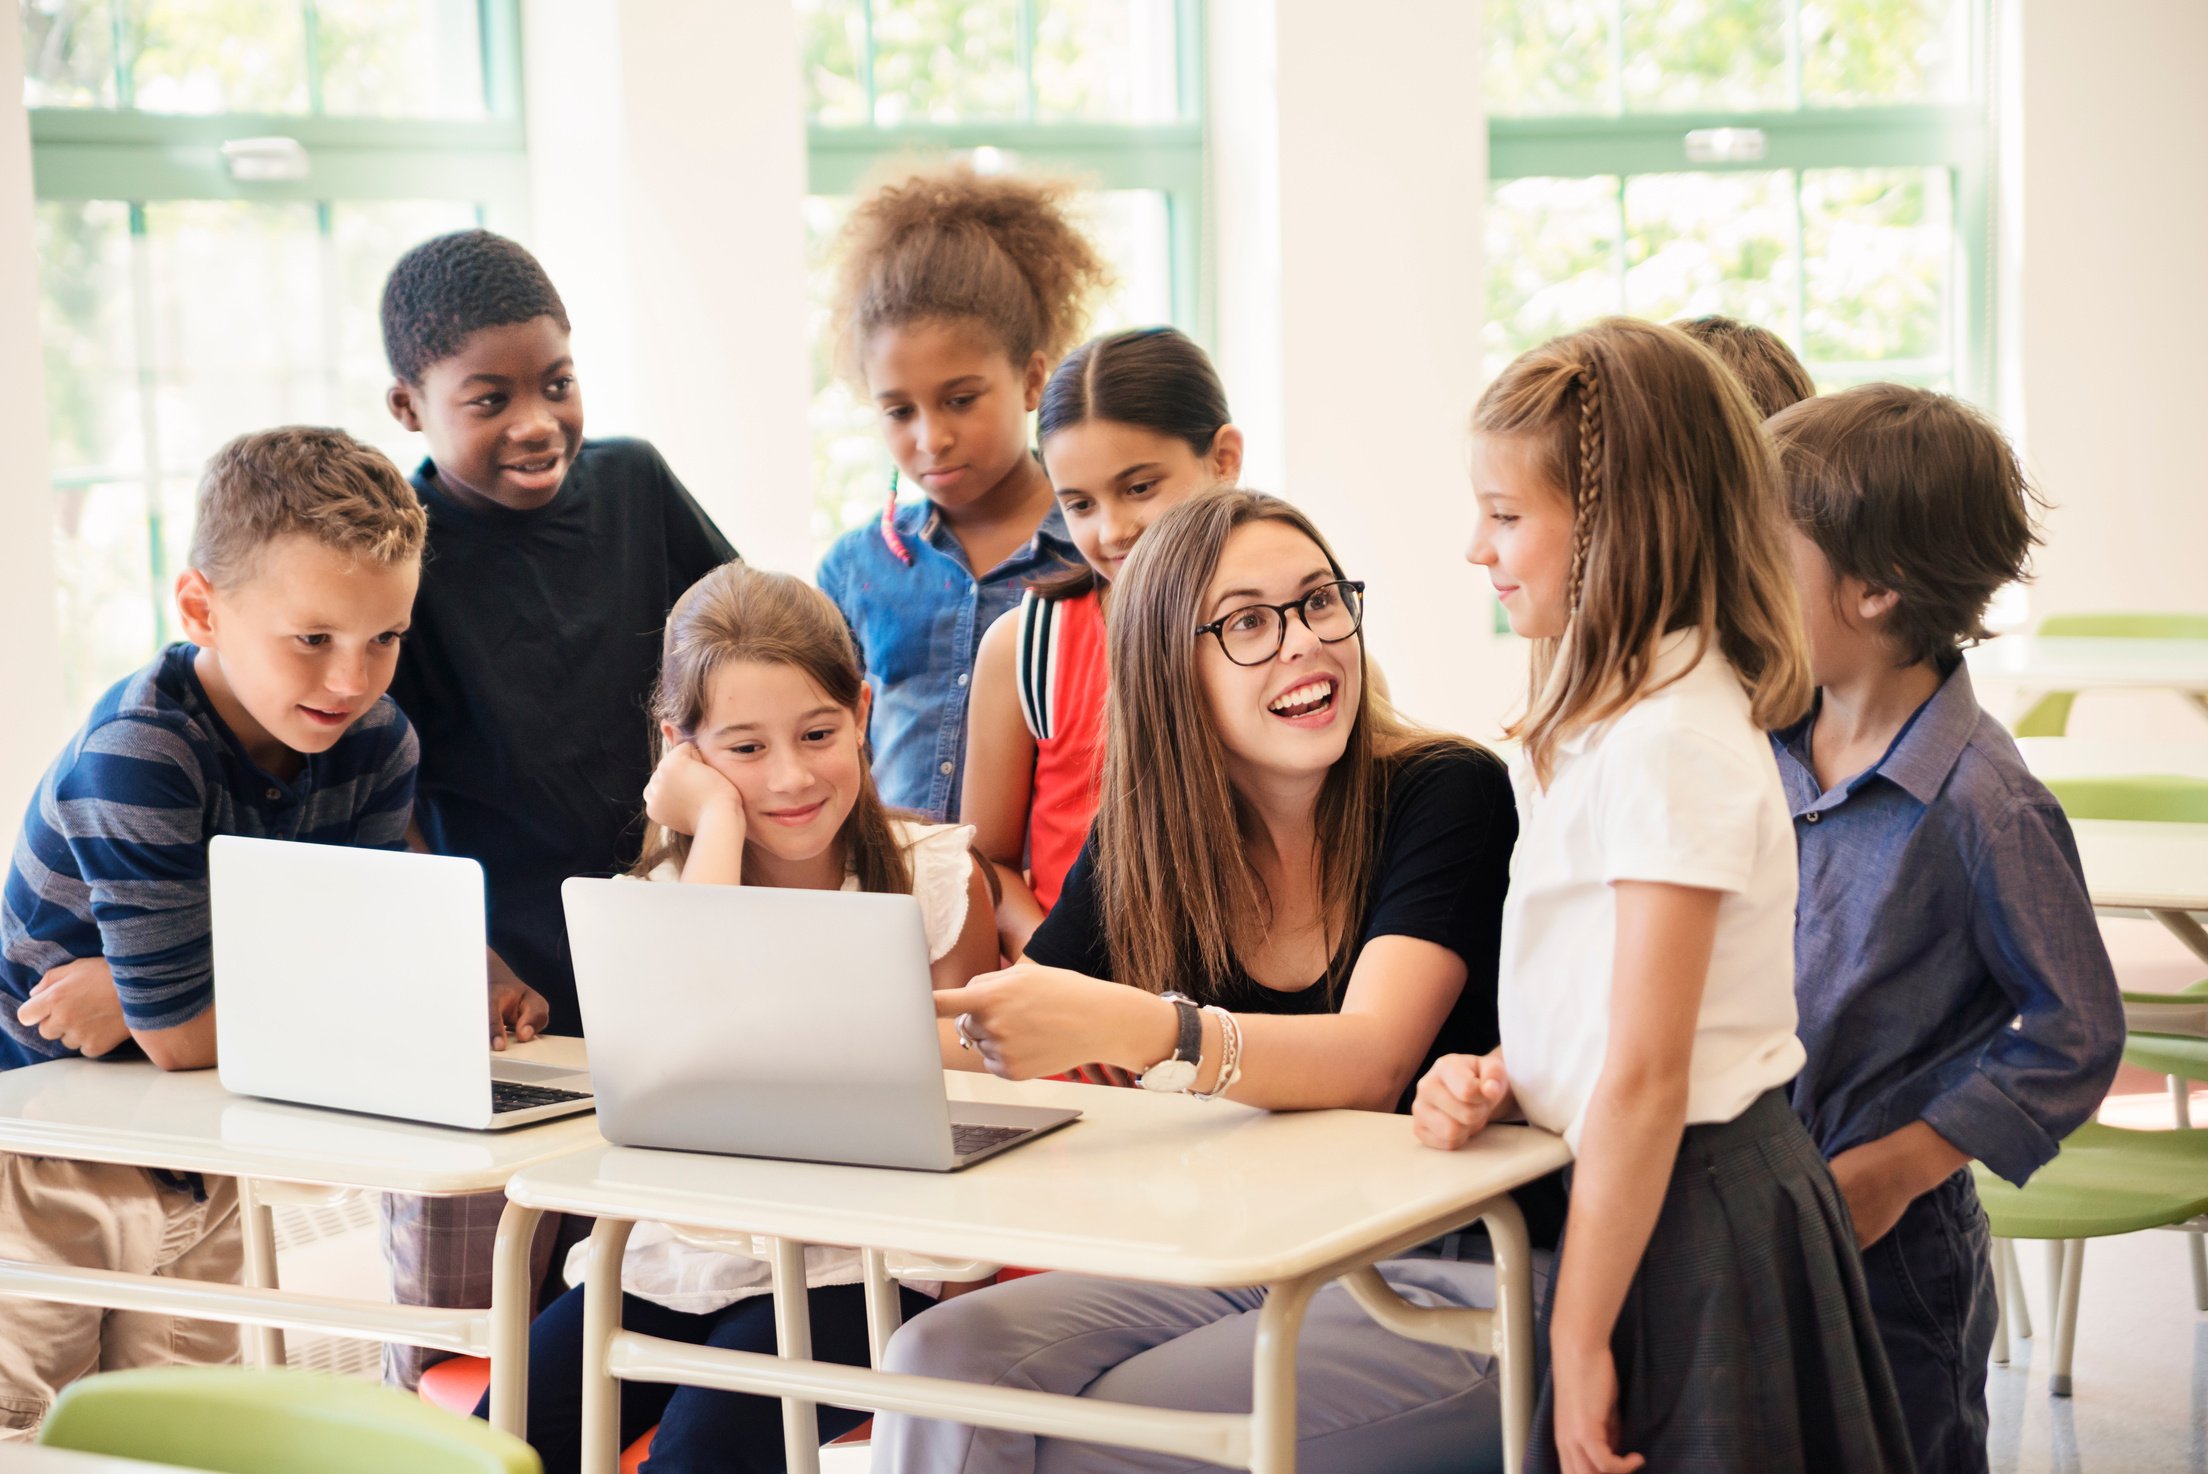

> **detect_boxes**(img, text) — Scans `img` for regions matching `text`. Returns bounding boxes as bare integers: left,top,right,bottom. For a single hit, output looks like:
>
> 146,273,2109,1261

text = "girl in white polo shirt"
1414,318,1911,1474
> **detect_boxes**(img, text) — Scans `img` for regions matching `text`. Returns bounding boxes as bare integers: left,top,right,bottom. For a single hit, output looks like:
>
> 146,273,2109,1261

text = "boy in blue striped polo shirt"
0,427,427,1436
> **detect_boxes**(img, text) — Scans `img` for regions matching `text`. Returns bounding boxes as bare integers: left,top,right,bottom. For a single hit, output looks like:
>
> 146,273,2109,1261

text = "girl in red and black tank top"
960,327,1243,957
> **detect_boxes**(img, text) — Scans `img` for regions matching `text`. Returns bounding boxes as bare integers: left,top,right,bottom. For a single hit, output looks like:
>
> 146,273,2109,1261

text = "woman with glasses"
878,489,1556,1474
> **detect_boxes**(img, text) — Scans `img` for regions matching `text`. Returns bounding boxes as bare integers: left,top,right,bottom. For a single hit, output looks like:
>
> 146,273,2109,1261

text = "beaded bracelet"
1193,1006,1243,1102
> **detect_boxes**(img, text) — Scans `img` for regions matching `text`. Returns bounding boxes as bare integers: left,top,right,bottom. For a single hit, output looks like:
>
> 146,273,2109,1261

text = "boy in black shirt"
377,229,737,1384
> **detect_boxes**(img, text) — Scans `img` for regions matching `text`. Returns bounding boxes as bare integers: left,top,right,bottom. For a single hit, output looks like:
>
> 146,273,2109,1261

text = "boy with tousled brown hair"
1768,383,2123,1474
0,427,426,1437
1675,313,1817,419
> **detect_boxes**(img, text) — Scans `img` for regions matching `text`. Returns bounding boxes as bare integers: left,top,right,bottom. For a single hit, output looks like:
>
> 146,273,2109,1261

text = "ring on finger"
955,1012,977,1050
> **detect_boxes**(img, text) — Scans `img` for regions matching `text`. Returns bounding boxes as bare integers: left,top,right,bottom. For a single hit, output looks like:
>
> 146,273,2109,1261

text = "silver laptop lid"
562,877,959,1169
211,836,493,1127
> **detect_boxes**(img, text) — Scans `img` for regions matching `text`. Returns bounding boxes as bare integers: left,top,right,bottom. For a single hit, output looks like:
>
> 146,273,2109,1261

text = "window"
22,0,526,712
1483,0,1991,401
796,0,1205,551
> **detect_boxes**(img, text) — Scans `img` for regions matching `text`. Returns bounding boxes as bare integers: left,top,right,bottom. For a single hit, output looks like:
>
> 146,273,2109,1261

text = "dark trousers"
1861,1168,1997,1474
474,1279,934,1474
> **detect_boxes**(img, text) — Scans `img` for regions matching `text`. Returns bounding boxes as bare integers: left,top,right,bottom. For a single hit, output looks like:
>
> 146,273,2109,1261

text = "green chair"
39,1367,542,1474
1977,1124,2208,1395
1982,774,2208,1395
2013,612,2208,737
2042,775,2208,1309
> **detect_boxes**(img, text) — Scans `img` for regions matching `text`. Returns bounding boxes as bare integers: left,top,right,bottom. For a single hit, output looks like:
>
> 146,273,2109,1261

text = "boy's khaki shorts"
0,1152,241,1439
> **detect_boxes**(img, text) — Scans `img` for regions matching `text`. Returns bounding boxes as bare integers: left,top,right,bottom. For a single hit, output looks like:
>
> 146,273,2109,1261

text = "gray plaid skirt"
1530,1088,1915,1474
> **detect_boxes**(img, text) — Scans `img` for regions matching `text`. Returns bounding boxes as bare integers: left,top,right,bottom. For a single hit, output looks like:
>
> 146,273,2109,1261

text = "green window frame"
802,0,1208,337
795,0,1209,548
1486,0,1994,405
24,0,528,671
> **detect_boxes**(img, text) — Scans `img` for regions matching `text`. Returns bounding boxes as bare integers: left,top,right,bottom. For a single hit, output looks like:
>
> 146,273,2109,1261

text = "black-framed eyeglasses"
1194,580,1367,667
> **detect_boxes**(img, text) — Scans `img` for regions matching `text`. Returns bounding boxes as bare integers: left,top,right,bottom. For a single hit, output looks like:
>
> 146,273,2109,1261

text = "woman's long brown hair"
1093,489,1466,1001
1473,317,1812,784
632,563,912,894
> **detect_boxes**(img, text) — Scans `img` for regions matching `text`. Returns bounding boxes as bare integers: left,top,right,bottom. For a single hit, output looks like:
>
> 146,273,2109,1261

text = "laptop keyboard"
951,1123,1029,1158
492,1081,592,1114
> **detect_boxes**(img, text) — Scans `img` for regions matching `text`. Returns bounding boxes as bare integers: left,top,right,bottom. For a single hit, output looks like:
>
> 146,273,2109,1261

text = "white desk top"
507,1072,1570,1287
0,1450,190,1472
2016,739,2208,784
0,1037,603,1194
2071,819,2208,913
1967,636,2208,692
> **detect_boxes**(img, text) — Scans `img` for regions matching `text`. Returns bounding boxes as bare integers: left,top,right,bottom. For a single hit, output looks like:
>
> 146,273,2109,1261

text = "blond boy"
0,428,425,1435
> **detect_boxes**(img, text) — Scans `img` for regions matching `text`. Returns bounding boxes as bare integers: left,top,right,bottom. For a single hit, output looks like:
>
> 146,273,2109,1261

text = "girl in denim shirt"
815,163,1110,819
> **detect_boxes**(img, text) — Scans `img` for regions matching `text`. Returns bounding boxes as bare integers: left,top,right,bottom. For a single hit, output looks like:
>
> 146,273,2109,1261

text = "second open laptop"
210,837,594,1130
562,877,1080,1171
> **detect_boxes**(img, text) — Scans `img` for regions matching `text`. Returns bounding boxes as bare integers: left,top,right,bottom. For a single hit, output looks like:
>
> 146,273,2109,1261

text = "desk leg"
235,1178,285,1370
580,1218,636,1474
2149,909,2208,968
488,1200,545,1439
860,1247,903,1367
770,1238,822,1474
1478,1195,1536,1474
1249,1276,1318,1474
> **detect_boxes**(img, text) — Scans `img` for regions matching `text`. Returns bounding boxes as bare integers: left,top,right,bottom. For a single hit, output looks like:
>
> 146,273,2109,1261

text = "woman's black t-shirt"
1026,742,1565,1246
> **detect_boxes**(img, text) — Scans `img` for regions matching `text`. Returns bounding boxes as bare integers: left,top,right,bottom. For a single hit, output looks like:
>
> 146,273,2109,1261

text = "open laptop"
210,837,594,1130
562,877,1080,1170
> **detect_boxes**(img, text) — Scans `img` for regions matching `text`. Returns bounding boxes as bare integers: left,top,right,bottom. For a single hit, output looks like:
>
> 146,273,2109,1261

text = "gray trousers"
873,1252,1549,1474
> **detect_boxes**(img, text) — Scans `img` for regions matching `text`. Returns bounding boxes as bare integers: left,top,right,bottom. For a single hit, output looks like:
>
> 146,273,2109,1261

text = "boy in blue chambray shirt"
0,428,424,1437
1767,385,2124,1474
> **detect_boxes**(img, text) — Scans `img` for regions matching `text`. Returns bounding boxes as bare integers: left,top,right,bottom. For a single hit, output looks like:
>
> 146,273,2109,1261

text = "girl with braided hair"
1413,318,1911,1474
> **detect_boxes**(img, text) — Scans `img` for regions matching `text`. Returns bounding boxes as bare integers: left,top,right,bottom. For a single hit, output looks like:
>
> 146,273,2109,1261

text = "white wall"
522,0,815,580
0,19,66,804
1210,0,1523,743
2012,0,2208,614
1997,0,2208,737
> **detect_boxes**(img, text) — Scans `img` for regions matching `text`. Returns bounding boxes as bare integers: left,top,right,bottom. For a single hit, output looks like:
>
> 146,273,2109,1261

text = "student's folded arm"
58,719,221,1070
134,1008,219,1072
1939,797,2129,1186
959,611,1045,956
1197,935,1469,1113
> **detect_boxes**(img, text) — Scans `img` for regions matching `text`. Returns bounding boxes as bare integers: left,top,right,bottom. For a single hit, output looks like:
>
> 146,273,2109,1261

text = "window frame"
1485,1,1994,405
24,0,529,661
800,0,1208,336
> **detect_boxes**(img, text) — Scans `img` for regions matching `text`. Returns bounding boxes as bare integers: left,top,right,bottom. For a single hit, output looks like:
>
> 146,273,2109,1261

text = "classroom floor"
1990,1224,2208,1474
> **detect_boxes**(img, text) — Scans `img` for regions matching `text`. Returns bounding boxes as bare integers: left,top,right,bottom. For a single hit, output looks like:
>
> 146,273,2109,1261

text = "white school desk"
0,1450,191,1472
501,1071,1572,1474
2015,738,2208,785
0,1036,599,1436
1967,636,2208,707
2069,819,2208,967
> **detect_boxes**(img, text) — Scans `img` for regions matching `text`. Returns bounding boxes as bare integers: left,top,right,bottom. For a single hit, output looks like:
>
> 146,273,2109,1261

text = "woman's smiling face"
1195,519,1364,787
